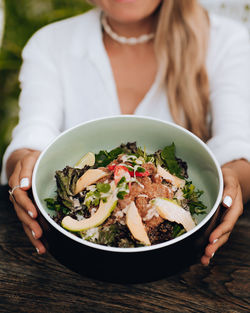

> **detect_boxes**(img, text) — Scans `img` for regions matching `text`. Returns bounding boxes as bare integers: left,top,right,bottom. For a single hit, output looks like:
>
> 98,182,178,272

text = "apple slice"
126,201,150,245
62,193,117,232
157,165,185,188
74,169,108,195
153,198,195,231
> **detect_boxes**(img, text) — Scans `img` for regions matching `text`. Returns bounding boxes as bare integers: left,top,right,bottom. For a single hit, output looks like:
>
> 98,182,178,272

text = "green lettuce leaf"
94,147,123,167
182,181,207,215
160,143,183,178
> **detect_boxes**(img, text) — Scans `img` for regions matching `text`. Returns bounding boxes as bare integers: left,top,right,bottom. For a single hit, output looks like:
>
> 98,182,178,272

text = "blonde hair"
155,0,210,141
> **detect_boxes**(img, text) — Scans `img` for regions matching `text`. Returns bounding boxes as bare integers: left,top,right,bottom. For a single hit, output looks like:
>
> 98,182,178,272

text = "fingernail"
20,177,29,188
223,196,232,208
211,252,215,258
28,211,34,218
36,247,40,254
32,230,36,239
213,239,218,244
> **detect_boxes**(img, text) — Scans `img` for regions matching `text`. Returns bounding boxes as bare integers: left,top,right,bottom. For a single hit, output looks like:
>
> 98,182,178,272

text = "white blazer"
1,8,250,184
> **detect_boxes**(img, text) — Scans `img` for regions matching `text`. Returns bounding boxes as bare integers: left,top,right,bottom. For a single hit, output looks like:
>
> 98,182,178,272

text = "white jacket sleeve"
207,17,250,166
1,29,64,184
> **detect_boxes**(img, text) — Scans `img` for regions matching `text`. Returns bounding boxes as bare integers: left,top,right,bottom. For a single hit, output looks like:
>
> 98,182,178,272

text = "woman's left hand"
201,166,244,266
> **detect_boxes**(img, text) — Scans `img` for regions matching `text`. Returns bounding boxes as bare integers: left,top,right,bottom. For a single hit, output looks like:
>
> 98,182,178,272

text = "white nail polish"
223,196,232,208
28,211,34,218
213,239,218,244
32,230,36,239
211,252,215,258
20,177,29,188
36,247,40,254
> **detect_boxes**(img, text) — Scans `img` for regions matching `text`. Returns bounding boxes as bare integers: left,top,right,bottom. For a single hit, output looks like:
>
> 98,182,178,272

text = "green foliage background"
0,0,92,173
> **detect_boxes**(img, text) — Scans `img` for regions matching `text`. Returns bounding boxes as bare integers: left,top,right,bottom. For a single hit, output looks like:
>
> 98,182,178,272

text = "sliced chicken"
126,201,151,245
157,165,185,188
74,169,109,195
153,198,195,231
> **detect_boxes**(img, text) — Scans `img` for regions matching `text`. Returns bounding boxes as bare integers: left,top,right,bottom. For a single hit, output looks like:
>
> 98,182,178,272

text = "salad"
45,142,207,248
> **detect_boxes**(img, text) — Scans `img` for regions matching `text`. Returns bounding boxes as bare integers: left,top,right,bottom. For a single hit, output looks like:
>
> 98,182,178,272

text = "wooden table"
0,185,249,313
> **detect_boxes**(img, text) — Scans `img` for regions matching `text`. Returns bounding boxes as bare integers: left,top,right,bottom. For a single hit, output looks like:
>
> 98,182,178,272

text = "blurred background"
0,0,250,175
0,0,92,173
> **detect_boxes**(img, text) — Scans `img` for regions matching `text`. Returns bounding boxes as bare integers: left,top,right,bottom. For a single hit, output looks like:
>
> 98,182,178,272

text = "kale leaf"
55,166,88,209
119,142,138,154
97,223,140,247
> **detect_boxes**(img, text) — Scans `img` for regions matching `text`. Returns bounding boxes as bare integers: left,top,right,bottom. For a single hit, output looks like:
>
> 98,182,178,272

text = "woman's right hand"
8,149,46,254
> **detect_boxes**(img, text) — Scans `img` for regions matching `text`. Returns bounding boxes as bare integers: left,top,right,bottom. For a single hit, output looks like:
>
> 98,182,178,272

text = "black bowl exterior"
37,206,221,283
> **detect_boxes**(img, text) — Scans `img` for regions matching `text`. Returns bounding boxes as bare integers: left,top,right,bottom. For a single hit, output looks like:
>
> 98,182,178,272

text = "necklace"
101,13,155,45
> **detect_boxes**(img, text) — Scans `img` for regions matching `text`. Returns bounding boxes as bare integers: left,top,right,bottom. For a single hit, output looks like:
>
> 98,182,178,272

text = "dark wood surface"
0,185,249,313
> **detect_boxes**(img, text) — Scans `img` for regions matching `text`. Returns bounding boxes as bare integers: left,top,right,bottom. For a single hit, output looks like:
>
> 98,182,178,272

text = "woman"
2,0,250,266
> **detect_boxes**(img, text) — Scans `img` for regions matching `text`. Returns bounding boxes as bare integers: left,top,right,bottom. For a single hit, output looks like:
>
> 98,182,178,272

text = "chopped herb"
117,191,128,200
44,198,56,209
96,183,111,193
125,166,134,172
84,190,101,208
136,167,146,173
117,176,126,187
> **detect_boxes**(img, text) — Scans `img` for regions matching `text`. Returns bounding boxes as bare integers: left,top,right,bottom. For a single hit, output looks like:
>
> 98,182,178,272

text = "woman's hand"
8,149,46,254
201,166,243,266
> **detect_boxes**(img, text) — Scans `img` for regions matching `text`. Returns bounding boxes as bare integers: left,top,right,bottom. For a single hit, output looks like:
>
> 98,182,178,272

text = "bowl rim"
32,115,223,253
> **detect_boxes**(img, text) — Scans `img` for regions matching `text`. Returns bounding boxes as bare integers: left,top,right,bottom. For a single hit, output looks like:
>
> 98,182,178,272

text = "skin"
7,0,250,264
8,149,45,254
201,160,249,265
96,0,161,113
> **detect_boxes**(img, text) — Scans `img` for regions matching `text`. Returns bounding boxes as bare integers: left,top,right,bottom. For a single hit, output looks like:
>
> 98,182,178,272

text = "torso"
104,34,157,114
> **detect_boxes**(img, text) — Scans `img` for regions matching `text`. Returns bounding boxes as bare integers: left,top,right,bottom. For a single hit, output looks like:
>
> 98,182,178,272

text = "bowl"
32,115,223,282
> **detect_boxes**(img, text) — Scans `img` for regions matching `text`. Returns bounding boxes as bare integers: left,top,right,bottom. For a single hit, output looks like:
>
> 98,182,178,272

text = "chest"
61,41,170,129
105,43,157,114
